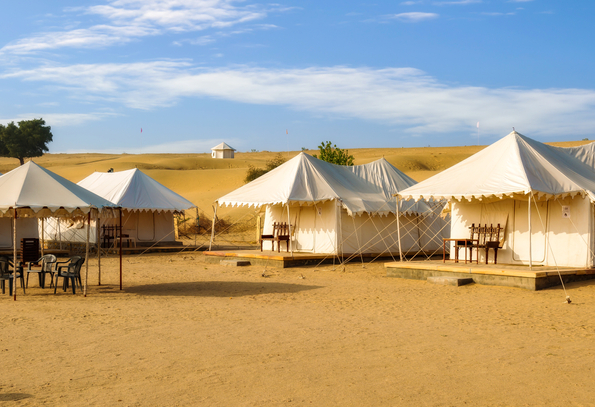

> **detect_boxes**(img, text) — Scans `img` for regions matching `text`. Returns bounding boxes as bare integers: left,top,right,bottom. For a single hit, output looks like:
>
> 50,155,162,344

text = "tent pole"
41,218,45,257
209,205,217,251
529,194,533,270
287,204,293,256
13,208,17,301
84,212,90,297
396,196,403,262
119,209,123,290
58,219,62,250
195,207,199,247
97,215,101,286
337,201,343,265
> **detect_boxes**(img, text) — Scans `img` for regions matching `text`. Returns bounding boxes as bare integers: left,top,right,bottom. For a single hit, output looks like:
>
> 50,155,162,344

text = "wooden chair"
274,222,291,252
260,222,291,252
455,223,504,264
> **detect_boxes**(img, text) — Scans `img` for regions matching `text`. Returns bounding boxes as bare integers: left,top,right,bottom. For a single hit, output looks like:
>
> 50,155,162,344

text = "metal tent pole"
97,215,101,285
396,196,403,262
529,193,533,270
209,205,218,251
119,209,123,290
84,212,90,297
13,209,17,301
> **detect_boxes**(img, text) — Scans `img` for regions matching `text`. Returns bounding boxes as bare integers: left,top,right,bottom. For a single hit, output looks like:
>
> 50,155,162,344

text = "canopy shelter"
48,169,196,247
398,131,595,268
213,153,447,258
0,161,119,299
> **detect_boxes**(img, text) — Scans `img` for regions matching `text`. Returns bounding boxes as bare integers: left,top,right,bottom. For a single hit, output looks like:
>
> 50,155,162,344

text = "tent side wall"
262,202,338,253
262,202,448,255
0,218,39,249
451,197,591,267
43,210,177,245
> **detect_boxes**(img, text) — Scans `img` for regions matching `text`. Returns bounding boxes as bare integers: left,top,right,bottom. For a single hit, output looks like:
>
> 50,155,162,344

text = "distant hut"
211,142,236,159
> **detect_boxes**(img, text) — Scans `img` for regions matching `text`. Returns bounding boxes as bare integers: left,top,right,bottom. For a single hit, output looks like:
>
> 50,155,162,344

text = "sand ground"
2,252,595,406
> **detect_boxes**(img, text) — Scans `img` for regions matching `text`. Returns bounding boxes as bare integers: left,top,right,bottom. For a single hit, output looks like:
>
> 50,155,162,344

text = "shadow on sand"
0,393,33,401
124,281,322,297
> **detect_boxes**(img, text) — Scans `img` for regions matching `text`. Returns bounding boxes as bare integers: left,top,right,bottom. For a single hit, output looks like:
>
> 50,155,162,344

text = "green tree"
313,141,354,166
244,153,287,183
0,118,53,165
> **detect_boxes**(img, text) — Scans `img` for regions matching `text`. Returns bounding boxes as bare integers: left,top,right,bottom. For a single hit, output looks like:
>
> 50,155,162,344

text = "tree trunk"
18,157,24,165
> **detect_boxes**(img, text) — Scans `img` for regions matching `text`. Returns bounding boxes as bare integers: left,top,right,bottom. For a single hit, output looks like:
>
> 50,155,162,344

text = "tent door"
137,212,155,241
295,206,315,252
512,200,547,263
0,218,12,248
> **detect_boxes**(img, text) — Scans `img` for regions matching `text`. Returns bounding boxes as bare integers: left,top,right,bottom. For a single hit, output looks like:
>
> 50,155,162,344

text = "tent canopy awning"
0,161,119,218
217,153,436,216
77,168,196,213
398,131,595,203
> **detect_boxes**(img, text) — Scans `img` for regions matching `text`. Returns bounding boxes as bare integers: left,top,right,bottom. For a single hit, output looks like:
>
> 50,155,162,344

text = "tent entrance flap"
137,211,155,241
295,206,315,251
512,199,547,263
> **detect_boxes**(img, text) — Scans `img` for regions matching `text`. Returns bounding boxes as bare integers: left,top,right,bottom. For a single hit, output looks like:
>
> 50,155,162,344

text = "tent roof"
0,161,117,216
78,168,195,212
211,142,236,151
217,153,434,216
398,131,595,203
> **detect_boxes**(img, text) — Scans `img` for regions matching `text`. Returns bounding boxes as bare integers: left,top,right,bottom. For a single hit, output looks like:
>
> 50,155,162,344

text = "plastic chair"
54,256,84,294
0,256,25,296
26,254,57,289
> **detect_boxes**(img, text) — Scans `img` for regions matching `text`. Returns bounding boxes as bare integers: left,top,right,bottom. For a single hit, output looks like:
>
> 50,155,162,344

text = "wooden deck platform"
385,260,595,290
204,249,403,268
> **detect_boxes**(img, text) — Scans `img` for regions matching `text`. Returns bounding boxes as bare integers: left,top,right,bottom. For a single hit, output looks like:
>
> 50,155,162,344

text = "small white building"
211,142,236,159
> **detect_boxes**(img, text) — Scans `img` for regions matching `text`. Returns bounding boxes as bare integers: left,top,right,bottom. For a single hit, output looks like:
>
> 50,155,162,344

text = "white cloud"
389,12,439,22
5,62,595,138
1,0,283,54
62,138,242,154
0,111,117,127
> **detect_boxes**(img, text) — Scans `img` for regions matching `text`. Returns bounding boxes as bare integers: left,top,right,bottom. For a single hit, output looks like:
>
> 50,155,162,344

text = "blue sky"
1,0,595,153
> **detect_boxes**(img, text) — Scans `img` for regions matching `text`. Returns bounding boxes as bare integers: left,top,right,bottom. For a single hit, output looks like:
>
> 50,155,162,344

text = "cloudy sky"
1,0,594,153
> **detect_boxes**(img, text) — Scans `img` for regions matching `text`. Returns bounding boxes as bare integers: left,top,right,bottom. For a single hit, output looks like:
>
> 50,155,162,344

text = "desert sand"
2,141,595,406
3,253,595,406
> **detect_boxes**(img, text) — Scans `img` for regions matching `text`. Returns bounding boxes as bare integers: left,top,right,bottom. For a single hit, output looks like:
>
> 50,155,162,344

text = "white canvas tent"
399,131,595,268
214,153,447,257
46,169,196,246
211,142,236,159
0,161,118,298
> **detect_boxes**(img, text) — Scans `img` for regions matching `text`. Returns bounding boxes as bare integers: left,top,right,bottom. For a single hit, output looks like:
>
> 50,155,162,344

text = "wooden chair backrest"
469,223,504,246
273,222,290,237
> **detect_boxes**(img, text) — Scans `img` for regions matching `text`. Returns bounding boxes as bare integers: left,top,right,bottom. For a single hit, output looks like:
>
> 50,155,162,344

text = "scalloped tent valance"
77,168,195,213
0,161,118,217
398,131,595,204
